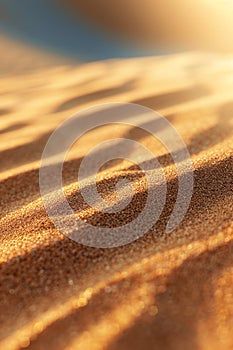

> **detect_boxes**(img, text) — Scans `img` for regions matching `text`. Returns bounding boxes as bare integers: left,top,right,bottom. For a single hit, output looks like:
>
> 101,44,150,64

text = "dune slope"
0,48,233,350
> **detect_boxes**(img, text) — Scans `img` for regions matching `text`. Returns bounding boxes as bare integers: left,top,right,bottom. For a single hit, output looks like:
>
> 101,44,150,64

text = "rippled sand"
0,39,233,350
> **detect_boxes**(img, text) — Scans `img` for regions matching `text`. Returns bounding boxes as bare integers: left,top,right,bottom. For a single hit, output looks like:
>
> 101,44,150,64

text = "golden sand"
0,44,232,349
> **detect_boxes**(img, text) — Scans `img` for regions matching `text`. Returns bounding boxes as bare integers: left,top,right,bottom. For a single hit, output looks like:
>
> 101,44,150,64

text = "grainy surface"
0,40,232,350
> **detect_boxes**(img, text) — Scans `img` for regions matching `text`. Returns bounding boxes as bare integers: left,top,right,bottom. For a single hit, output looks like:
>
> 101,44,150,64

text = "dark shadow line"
132,85,210,110
0,131,52,172
0,122,28,135
54,78,137,113
0,108,10,117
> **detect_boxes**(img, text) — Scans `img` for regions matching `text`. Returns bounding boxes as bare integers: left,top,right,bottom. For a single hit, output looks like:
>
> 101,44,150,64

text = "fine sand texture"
0,45,233,349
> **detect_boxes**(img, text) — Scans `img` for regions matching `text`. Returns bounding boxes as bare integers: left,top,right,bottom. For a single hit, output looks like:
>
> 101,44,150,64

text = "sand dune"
0,46,232,349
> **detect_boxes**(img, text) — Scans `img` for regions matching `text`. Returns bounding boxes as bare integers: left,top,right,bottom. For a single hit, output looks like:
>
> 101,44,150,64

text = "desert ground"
0,37,232,349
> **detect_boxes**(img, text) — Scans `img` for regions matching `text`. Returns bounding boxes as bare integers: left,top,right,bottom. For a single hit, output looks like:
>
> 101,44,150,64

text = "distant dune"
0,35,72,75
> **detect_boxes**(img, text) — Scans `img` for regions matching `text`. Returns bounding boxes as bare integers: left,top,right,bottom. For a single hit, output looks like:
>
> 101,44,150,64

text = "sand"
0,43,232,350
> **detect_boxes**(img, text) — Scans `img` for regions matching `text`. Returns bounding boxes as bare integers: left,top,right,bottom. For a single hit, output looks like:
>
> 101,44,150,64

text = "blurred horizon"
0,0,157,62
1,0,232,65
